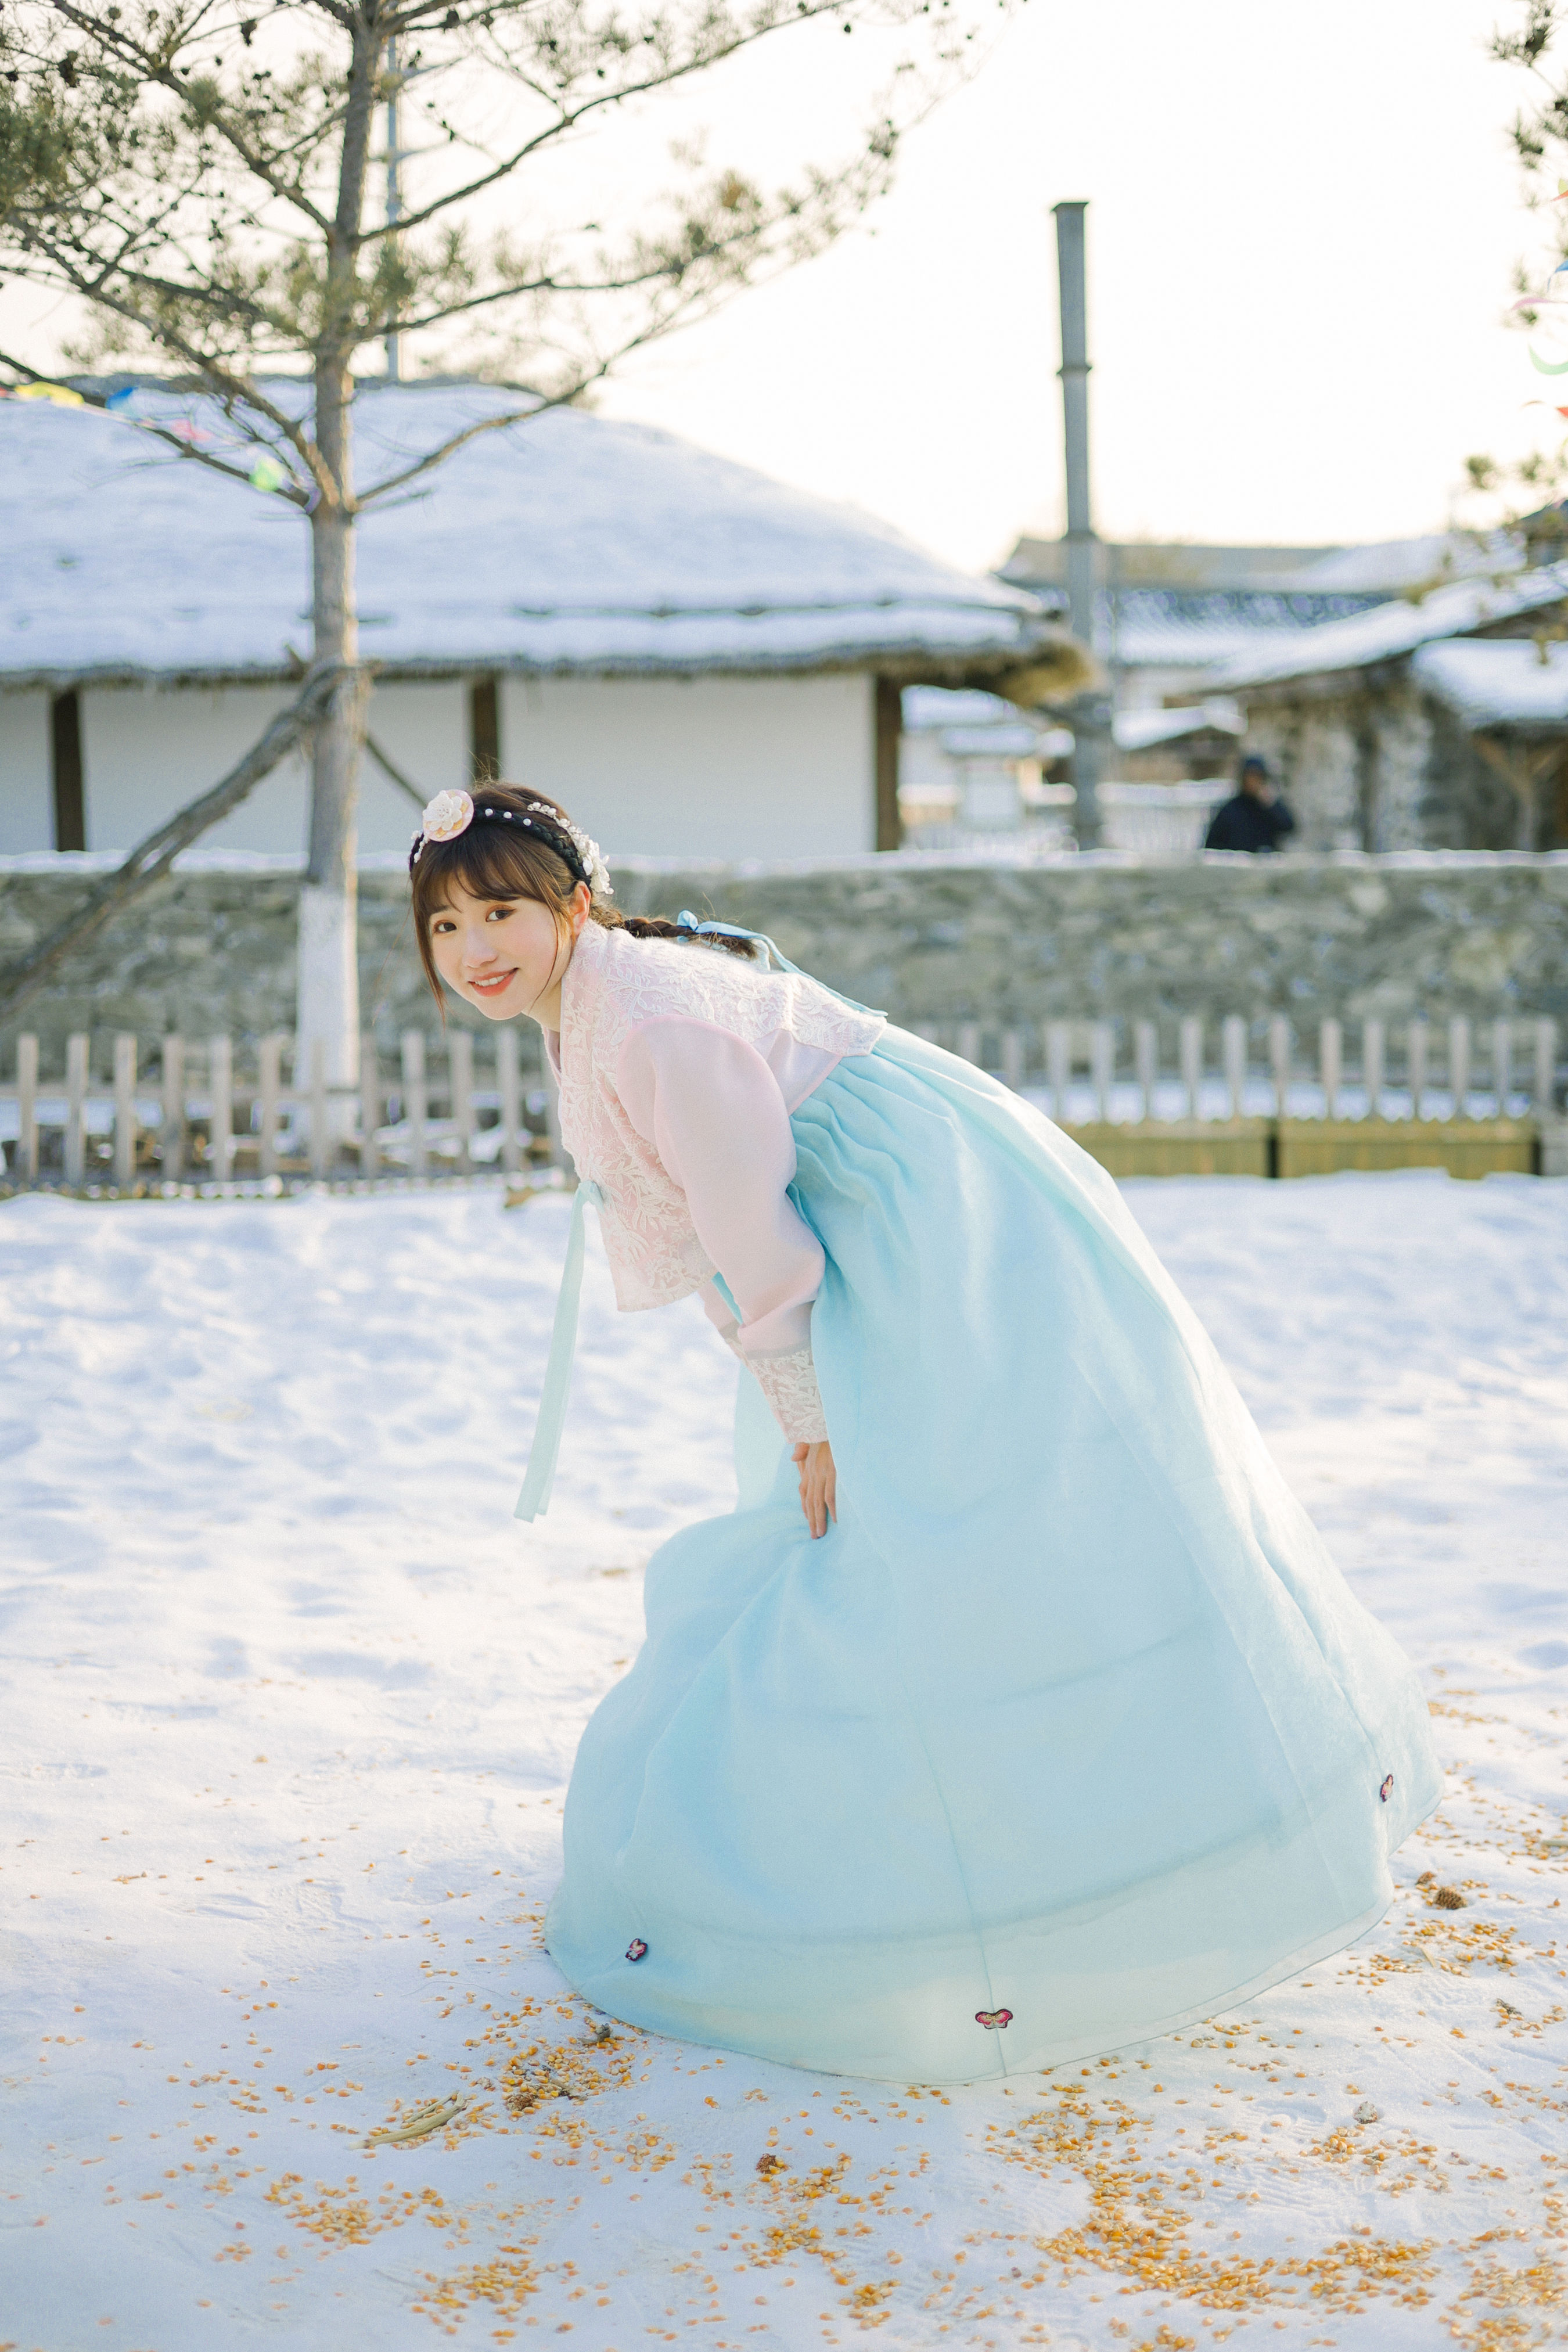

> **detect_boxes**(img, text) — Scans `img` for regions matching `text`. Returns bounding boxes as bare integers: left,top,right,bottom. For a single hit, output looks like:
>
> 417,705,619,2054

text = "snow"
1286,534,1520,596
1112,699,1245,752
0,384,1053,686
1412,638,1568,733
4,1171,1568,2351
1213,562,1568,692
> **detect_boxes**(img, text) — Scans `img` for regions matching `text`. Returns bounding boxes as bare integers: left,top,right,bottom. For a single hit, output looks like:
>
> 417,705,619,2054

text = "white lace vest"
554,920,884,1311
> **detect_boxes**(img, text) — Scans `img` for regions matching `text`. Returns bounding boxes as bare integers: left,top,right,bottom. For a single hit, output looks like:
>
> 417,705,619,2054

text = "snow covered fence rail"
0,1025,563,1191
1,1009,1564,1190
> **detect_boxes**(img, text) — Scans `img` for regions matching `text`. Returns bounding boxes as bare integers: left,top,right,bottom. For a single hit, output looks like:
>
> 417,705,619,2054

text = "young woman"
412,781,1442,2085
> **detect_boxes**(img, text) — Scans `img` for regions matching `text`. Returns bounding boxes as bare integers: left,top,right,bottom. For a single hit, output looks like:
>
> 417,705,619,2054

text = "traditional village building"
1215,566,1568,852
997,538,1384,713
0,382,1080,863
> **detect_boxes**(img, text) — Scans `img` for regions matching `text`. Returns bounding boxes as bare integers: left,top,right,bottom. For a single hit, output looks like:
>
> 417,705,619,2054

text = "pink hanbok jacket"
547,919,884,1441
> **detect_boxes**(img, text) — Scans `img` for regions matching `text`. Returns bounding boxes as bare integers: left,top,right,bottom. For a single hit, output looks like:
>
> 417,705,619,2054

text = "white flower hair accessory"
411,788,474,863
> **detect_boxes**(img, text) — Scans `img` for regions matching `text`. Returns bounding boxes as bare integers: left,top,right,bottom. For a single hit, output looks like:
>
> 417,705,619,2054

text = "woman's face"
425,877,589,1026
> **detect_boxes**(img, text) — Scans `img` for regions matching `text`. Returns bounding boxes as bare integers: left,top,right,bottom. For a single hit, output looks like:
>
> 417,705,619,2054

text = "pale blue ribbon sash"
514,1178,603,1523
514,919,877,1522
672,910,883,1017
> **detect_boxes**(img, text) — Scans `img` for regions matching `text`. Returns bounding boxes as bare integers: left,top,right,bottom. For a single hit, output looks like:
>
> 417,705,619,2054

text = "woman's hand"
792,1440,837,1540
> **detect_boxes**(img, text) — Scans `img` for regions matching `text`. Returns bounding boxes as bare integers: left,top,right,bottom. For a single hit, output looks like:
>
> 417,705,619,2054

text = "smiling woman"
408,783,757,1030
404,776,1443,2088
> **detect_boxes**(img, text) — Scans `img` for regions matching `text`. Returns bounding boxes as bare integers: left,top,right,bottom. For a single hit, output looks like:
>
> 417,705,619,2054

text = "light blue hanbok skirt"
545,1027,1442,2083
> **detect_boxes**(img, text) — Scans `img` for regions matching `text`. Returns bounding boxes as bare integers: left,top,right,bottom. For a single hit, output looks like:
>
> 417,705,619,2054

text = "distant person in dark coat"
1205,756,1296,853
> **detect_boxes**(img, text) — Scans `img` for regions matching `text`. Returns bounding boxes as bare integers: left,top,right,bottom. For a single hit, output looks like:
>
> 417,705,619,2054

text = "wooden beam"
469,677,501,783
874,675,902,852
1470,729,1561,848
51,689,85,850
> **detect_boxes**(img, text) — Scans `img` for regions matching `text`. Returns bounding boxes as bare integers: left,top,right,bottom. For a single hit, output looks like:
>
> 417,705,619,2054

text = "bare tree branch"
0,664,355,1026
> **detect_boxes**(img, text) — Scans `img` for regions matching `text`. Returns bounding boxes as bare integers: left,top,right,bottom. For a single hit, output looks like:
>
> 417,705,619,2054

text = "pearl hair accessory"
409,790,612,900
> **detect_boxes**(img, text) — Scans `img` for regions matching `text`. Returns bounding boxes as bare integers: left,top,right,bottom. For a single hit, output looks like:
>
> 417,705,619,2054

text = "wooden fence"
1,1012,1563,1190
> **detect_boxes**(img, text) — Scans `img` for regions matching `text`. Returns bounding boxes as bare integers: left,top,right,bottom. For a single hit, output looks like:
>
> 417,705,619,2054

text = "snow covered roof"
1212,563,1568,693
900,685,1026,732
1112,699,1245,751
0,381,1067,689
898,685,1056,760
1285,531,1519,594
1412,638,1568,733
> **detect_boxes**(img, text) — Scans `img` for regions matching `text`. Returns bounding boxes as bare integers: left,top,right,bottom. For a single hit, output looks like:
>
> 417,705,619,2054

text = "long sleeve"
616,1016,830,1443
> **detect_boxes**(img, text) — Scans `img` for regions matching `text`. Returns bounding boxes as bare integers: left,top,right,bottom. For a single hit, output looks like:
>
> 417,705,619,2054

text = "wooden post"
449,1029,475,1171
16,1034,38,1182
1319,1020,1342,1120
50,688,85,851
1268,1016,1291,1118
63,1033,88,1185
1046,1021,1071,1121
1535,1017,1558,1116
1222,1016,1246,1122
161,1034,185,1181
1001,1027,1025,1091
497,1026,523,1173
1448,1016,1471,1119
1408,1019,1429,1121
401,1031,428,1179
113,1033,136,1186
209,1034,233,1183
873,677,903,853
1362,1018,1384,1120
1178,1017,1202,1120
309,1038,329,1180
1089,1021,1114,1121
359,1033,381,1176
258,1034,283,1178
469,677,501,783
1491,1017,1513,1116
1134,1019,1157,1123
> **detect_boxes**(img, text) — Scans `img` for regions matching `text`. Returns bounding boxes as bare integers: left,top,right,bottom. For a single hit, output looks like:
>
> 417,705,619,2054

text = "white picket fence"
926,1010,1562,1127
0,1012,1562,1189
0,1028,560,1188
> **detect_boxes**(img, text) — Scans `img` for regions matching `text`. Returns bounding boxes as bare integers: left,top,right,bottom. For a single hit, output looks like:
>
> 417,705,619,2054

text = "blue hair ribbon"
674,911,882,1017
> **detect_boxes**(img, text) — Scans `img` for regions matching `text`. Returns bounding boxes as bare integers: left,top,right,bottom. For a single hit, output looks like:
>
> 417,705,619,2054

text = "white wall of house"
0,692,52,849
0,670,875,859
499,672,874,859
66,681,437,857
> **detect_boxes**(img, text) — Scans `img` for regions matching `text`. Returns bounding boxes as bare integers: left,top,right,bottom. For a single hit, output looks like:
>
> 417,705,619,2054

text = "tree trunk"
296,23,379,1107
298,470,366,1099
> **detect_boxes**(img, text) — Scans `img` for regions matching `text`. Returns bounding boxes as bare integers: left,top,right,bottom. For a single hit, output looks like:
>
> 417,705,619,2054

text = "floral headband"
408,788,612,900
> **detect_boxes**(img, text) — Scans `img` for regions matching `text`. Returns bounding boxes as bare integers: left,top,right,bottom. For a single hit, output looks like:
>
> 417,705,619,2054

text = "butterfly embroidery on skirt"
1379,1774,1394,1803
975,2008,1012,2030
625,1938,648,1962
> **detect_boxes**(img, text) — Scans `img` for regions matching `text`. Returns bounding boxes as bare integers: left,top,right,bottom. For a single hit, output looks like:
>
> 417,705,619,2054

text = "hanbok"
535,922,1443,2084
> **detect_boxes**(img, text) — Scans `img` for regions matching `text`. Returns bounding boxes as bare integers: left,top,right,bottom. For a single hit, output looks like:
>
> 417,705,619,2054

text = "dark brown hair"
409,782,757,1009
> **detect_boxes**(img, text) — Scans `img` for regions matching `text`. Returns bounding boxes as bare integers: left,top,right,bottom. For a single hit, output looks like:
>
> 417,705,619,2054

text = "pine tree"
0,0,1008,1076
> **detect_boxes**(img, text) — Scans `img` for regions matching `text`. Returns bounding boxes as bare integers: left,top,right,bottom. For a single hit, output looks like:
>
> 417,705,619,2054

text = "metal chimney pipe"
1052,200,1103,850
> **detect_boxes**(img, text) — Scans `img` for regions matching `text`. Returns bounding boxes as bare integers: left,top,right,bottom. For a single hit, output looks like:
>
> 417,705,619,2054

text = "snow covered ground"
2,1171,1566,2352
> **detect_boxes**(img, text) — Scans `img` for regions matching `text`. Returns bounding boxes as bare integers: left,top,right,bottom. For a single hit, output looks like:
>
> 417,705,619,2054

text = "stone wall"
5,848,1568,1066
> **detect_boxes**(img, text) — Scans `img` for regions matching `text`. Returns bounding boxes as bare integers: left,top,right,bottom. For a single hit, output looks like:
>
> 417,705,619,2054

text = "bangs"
415,823,573,911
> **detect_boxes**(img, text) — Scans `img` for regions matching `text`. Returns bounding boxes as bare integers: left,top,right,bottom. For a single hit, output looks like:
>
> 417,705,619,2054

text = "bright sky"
591,0,1555,569
3,0,1553,574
